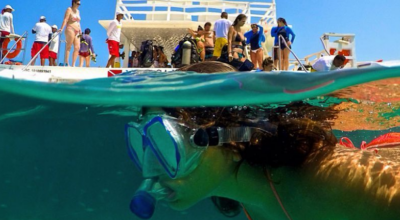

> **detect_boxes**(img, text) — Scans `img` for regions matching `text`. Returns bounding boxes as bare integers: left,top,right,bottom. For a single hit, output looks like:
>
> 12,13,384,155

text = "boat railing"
115,0,277,25
0,32,28,64
274,35,308,72
23,32,61,70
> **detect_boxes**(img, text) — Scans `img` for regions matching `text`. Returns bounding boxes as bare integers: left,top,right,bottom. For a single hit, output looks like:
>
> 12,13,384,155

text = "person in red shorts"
31,16,52,66
106,11,124,68
79,28,95,67
49,25,59,66
0,5,15,60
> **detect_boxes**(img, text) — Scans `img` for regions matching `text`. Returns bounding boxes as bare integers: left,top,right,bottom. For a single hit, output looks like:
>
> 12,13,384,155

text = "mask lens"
146,121,179,178
127,126,145,169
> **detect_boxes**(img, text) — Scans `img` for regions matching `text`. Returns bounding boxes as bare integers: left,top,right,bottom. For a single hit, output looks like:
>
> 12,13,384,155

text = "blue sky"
5,0,400,66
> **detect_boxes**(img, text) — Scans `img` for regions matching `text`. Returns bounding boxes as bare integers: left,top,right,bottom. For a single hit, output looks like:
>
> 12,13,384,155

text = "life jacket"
171,34,200,68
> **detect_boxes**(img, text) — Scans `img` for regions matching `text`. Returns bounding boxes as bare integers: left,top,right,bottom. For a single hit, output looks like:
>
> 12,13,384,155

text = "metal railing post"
23,32,61,71
279,35,308,72
0,31,28,64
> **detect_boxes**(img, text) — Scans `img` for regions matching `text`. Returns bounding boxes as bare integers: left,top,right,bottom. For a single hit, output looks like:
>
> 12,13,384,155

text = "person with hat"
0,5,15,58
106,11,124,68
79,28,96,67
31,16,52,66
49,25,60,66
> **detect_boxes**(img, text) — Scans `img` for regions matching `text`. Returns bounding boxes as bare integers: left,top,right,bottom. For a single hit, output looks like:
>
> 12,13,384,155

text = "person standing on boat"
227,14,247,62
312,55,346,72
59,0,82,67
203,22,215,61
244,23,266,70
213,12,232,60
106,11,123,68
49,25,60,66
0,5,15,58
79,28,95,67
31,16,52,66
271,17,295,71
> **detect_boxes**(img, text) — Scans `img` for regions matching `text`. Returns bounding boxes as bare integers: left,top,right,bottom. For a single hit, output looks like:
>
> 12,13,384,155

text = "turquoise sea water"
1,66,400,219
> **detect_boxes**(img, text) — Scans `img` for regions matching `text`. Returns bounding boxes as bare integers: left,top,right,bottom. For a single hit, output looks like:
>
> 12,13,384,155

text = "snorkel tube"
130,178,171,219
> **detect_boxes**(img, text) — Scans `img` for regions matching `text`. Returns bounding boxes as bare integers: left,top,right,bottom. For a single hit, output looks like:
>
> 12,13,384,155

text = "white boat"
0,0,396,82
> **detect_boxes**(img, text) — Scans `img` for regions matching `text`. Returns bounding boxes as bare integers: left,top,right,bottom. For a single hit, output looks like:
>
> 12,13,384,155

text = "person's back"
80,34,92,53
312,55,345,72
0,11,12,33
33,22,52,43
214,18,232,39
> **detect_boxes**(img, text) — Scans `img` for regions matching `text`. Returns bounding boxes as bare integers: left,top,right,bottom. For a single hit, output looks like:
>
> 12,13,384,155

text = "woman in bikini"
245,24,266,70
228,14,247,62
127,61,400,220
187,26,206,62
60,0,82,67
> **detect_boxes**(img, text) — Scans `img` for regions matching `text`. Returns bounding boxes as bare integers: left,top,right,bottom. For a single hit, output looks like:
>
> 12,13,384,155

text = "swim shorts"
107,40,120,57
79,51,90,58
49,51,57,59
31,42,49,59
213,37,228,57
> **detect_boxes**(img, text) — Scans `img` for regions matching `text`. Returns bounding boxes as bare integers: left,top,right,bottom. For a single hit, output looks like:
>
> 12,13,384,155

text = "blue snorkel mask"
125,113,258,219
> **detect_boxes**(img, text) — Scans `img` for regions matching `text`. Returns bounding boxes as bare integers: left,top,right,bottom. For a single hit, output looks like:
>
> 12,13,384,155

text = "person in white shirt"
0,5,15,58
49,25,60,66
106,11,123,68
212,12,232,60
312,55,346,72
31,16,52,66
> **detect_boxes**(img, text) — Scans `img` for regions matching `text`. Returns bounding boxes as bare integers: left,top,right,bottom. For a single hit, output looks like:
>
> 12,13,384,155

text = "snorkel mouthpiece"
130,178,171,219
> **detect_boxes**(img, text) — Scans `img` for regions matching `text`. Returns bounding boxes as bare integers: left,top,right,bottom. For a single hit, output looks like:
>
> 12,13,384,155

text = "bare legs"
250,49,264,69
64,27,80,67
106,55,117,68
282,48,290,70
49,57,56,66
273,48,290,70
197,41,205,62
79,55,90,67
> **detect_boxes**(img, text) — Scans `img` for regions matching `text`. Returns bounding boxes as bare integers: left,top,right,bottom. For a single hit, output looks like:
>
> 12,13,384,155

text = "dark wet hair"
205,22,212,27
177,61,237,73
72,0,80,6
334,54,346,62
277,17,288,26
197,25,204,31
232,14,247,27
84,28,91,34
221,12,228,19
164,61,338,216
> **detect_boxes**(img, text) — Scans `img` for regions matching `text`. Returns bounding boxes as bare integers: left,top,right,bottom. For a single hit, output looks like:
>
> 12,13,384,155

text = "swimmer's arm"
227,26,234,56
244,30,252,44
60,8,72,31
270,27,278,37
287,26,295,44
10,14,14,34
32,25,37,34
187,28,197,38
213,31,216,43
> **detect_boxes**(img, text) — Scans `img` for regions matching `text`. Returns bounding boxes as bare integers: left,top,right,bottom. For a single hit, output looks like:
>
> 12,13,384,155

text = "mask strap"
207,127,275,146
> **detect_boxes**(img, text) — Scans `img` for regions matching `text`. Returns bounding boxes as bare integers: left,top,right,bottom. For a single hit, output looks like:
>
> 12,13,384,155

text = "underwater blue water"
1,66,400,219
